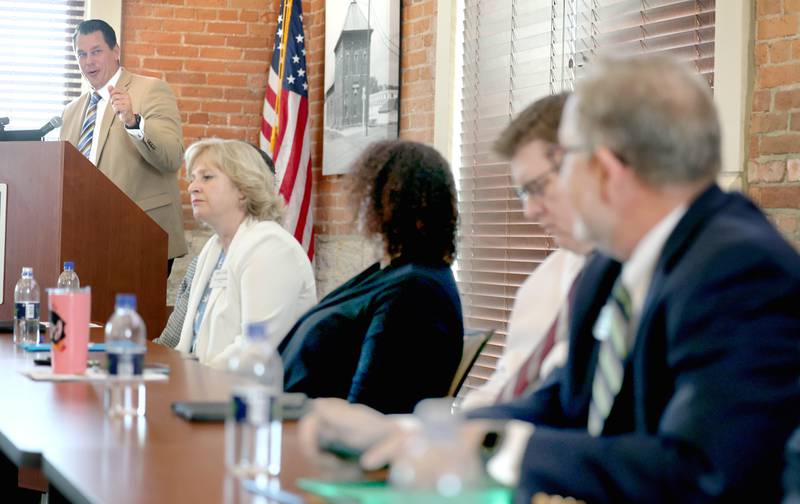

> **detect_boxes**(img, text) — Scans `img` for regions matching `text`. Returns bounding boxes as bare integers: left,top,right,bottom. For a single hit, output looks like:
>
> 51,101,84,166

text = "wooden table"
0,333,325,504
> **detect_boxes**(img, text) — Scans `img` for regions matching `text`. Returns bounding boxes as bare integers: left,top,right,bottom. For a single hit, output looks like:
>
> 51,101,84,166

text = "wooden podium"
0,141,168,335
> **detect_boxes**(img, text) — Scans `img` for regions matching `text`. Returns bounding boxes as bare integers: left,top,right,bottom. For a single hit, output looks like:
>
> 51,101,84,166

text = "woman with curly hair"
279,140,463,414
174,138,317,369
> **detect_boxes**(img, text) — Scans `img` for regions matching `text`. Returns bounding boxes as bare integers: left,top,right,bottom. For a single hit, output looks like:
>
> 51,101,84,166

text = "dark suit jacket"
279,257,463,414
472,185,800,503
785,427,800,503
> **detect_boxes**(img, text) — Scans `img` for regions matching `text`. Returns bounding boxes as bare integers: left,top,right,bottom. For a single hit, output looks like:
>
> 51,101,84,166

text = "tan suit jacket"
60,68,187,258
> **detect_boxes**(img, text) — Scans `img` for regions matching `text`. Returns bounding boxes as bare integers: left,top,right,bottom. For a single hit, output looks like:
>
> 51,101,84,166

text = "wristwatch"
479,428,505,464
125,114,141,129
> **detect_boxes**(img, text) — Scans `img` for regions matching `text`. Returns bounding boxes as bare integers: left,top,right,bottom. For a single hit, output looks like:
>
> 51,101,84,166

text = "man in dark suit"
468,54,800,502
303,54,800,503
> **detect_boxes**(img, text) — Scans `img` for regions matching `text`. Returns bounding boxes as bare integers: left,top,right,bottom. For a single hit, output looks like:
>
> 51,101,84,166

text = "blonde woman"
175,139,316,369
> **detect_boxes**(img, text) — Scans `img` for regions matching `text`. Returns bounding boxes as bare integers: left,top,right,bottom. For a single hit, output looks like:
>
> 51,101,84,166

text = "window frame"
0,1,89,131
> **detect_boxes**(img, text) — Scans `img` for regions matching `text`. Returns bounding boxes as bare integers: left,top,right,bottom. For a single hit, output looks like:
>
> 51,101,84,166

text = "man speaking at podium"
60,19,187,269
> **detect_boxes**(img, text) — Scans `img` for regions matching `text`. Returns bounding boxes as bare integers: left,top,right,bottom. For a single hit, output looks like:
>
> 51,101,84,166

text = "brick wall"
121,0,281,234
748,0,800,248
120,0,439,297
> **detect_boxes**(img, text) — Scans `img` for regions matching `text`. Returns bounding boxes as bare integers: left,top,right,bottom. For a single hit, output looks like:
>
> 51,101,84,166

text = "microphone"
0,116,63,141
39,116,63,136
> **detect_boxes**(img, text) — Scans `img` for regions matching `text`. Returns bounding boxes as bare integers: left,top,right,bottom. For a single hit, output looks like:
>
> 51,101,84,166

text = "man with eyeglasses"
301,54,800,503
474,54,799,502
462,93,591,408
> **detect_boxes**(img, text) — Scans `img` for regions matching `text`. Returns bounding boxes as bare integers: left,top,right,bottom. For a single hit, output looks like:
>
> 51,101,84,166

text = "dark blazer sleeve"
513,244,800,504
466,366,565,423
347,273,463,414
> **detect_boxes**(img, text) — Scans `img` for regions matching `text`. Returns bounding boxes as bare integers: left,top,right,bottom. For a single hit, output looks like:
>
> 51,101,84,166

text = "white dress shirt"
88,67,144,164
619,204,687,338
461,249,585,410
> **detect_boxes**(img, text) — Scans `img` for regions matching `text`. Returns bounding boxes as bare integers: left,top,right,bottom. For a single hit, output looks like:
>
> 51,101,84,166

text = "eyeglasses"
514,164,558,201
514,143,591,201
545,143,592,172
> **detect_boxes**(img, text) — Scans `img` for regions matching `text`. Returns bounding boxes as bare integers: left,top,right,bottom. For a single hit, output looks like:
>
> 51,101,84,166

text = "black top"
279,257,463,414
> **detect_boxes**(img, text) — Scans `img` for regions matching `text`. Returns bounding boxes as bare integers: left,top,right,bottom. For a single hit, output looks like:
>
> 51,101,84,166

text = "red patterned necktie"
498,312,560,401
496,271,582,403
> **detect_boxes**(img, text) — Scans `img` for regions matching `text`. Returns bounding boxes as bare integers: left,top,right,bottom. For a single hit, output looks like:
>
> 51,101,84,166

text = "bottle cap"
115,293,137,310
63,261,74,270
245,321,268,340
21,267,33,278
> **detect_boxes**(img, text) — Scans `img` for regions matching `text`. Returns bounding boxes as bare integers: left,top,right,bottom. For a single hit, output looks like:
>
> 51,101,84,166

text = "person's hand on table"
299,398,506,481
360,418,493,471
299,398,401,464
300,398,525,494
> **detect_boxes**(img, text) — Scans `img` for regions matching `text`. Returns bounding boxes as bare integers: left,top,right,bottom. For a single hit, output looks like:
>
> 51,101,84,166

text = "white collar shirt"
620,203,687,338
88,67,121,165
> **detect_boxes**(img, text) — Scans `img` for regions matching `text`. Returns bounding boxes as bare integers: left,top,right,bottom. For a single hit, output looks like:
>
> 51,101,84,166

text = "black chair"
448,328,494,397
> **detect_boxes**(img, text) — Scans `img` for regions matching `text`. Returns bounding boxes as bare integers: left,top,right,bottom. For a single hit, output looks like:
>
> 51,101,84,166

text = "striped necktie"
77,92,101,159
587,278,633,436
497,310,560,402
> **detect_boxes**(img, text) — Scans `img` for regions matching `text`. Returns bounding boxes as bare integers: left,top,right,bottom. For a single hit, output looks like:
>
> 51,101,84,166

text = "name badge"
210,269,228,290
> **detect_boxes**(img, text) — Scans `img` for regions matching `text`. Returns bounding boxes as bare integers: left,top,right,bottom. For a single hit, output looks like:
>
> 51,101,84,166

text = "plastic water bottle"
13,267,40,346
389,398,482,501
225,321,283,478
56,261,80,289
104,294,147,417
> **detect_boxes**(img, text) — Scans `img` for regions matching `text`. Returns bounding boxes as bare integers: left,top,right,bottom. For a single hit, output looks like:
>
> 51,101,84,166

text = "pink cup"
47,287,91,374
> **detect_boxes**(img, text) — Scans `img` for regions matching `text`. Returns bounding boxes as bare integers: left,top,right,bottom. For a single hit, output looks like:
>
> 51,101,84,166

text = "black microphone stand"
0,118,46,141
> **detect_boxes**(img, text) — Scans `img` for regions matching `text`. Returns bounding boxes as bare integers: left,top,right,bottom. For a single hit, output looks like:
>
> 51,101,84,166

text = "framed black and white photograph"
323,0,401,175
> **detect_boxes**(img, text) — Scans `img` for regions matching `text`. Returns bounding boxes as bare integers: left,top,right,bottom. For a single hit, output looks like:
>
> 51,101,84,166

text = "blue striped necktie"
587,278,633,436
77,92,101,159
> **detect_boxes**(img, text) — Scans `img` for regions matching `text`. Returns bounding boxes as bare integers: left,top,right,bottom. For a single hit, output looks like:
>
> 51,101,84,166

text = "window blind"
0,0,86,131
572,0,715,87
456,0,715,394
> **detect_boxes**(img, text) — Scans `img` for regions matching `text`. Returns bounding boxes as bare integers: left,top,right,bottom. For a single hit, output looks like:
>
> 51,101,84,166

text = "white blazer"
175,218,317,369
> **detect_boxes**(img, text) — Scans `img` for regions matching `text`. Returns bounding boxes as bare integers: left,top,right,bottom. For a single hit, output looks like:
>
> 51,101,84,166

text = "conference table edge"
0,429,40,468
42,456,95,504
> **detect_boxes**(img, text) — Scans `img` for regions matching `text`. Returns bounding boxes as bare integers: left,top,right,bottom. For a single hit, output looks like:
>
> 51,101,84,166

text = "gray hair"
185,138,284,222
572,54,721,186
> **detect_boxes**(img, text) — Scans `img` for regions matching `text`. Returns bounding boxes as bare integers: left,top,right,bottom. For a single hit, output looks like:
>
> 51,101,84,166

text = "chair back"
448,328,494,397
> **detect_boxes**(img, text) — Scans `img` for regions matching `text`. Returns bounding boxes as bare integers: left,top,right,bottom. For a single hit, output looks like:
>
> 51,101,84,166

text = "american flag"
261,0,314,259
